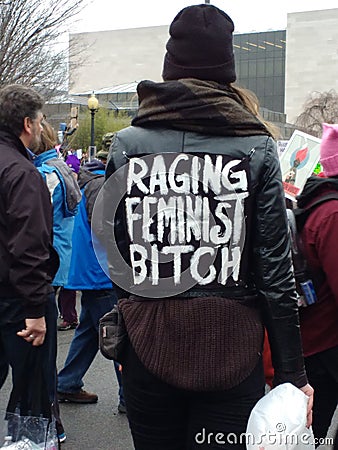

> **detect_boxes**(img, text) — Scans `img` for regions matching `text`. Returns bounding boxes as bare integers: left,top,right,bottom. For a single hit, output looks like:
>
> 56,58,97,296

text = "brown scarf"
132,78,270,137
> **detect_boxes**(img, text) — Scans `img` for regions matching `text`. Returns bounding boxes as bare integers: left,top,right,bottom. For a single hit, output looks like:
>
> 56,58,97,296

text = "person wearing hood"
55,152,82,332
296,123,338,443
57,158,125,413
33,122,82,295
33,120,82,443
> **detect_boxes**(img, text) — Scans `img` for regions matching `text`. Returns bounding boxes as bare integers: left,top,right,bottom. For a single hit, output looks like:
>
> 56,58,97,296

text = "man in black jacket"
0,85,59,413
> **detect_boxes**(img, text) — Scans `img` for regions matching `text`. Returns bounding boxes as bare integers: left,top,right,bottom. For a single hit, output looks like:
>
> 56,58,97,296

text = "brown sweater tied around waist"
119,295,264,391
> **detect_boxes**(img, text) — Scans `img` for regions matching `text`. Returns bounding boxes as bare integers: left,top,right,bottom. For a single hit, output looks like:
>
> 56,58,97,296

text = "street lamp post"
87,92,99,161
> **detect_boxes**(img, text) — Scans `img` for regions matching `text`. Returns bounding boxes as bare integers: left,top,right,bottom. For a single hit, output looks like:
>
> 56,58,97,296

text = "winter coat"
34,149,82,286
66,160,113,290
297,176,338,357
0,128,58,318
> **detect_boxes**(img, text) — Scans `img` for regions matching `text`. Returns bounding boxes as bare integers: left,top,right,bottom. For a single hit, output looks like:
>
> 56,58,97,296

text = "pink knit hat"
320,123,338,177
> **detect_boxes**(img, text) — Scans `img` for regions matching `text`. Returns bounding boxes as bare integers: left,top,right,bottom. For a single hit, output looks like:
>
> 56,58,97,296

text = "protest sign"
279,130,321,201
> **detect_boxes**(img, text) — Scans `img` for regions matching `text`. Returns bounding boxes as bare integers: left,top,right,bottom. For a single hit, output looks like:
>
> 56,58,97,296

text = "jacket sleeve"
104,134,131,299
84,176,104,224
5,163,55,318
252,138,307,388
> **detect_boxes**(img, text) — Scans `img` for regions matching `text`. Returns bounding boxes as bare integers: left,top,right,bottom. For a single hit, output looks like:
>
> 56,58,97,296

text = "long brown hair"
231,84,281,139
35,120,57,155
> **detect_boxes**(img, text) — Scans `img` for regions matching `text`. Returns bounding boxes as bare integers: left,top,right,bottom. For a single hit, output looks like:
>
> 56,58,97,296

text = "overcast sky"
74,0,338,34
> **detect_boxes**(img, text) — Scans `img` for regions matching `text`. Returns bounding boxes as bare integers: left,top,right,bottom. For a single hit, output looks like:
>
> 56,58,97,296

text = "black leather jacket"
105,126,307,386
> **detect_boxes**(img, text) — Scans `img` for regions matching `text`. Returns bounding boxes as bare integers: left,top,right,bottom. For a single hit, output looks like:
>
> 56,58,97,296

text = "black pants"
0,293,58,411
121,343,265,450
305,345,338,443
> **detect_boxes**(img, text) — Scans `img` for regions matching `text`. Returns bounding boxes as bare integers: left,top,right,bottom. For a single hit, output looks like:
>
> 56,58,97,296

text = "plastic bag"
1,412,57,450
1,346,58,450
0,436,57,449
246,383,315,450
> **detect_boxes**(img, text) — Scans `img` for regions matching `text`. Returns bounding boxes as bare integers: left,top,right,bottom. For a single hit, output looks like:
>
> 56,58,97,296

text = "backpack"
286,192,338,307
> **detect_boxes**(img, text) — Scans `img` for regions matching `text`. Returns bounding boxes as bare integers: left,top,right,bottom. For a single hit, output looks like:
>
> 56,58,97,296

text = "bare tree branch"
0,0,88,99
295,90,338,137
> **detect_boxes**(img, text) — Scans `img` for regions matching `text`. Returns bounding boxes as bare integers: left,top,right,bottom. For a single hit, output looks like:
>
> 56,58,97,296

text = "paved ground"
0,325,133,450
0,318,337,450
54,327,134,450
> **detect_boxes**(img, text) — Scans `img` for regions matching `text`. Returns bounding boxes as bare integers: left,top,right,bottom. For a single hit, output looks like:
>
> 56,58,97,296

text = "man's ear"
23,117,32,135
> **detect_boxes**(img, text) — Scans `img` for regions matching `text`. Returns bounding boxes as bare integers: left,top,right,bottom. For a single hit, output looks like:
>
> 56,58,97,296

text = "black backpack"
287,192,338,307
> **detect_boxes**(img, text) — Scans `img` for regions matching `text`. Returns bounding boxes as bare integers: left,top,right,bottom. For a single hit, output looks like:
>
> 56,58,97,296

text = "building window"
234,30,286,113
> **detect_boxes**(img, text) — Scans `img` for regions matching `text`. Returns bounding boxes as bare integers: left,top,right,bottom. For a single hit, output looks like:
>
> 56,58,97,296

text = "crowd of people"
0,3,337,450
0,86,124,445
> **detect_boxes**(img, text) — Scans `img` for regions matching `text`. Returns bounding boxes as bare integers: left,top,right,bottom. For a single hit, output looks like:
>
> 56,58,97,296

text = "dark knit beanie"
162,4,236,84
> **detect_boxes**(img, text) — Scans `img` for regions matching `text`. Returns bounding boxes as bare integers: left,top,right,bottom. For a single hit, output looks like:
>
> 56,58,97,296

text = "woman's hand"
299,383,314,428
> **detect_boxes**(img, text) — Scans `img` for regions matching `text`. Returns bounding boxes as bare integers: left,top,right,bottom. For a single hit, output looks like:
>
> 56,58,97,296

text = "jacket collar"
297,175,338,208
78,166,104,189
0,126,30,160
34,148,58,167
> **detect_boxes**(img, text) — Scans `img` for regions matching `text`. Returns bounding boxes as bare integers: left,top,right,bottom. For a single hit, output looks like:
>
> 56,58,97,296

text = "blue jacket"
66,160,113,290
34,149,81,286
